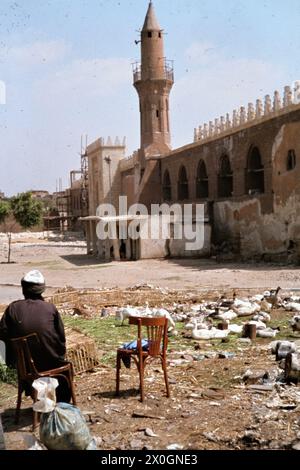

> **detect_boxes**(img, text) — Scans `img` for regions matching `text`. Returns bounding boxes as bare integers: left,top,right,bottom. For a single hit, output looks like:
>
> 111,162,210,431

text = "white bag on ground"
32,377,96,450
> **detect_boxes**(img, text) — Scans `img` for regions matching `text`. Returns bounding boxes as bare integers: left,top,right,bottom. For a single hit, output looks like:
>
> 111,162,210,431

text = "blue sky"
0,0,299,196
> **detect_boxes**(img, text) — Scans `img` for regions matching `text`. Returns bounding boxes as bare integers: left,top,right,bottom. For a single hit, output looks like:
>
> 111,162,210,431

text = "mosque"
81,1,300,263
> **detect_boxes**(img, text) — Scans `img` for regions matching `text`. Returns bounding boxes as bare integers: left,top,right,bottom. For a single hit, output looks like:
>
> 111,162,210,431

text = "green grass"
62,310,295,367
63,316,198,365
63,316,137,365
0,364,17,385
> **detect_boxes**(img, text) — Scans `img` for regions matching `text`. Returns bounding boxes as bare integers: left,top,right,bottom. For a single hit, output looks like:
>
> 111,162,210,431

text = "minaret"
133,1,174,157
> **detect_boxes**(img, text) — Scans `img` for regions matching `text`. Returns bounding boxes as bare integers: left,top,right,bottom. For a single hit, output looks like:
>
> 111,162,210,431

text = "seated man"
0,270,71,402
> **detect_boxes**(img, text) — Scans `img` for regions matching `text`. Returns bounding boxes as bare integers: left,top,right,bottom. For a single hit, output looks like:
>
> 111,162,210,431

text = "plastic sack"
32,378,96,450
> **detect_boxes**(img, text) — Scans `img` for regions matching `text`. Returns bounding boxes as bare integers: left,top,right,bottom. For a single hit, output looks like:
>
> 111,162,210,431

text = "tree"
0,192,43,263
0,200,9,224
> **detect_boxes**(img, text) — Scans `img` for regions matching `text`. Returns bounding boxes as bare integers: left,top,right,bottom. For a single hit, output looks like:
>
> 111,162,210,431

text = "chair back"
11,333,40,381
129,317,168,357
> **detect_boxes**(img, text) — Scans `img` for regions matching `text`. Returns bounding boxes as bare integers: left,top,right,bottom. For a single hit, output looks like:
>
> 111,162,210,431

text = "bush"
0,364,17,385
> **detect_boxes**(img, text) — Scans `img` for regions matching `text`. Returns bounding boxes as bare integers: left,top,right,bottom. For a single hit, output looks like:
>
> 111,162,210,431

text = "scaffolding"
81,135,89,216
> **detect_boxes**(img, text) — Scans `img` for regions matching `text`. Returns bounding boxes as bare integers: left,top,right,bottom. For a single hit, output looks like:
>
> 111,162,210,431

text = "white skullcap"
22,270,45,285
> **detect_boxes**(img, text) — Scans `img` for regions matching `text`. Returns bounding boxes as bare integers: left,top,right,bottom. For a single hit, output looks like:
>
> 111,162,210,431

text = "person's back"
3,298,66,371
0,270,70,402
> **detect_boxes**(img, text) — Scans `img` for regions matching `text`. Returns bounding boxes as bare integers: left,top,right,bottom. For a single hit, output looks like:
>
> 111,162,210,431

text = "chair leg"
162,358,170,398
70,380,77,406
116,353,121,396
32,388,38,432
139,360,145,402
15,382,23,424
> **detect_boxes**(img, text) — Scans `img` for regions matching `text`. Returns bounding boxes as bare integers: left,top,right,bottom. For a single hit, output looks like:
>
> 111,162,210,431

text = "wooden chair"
11,333,77,430
116,317,170,402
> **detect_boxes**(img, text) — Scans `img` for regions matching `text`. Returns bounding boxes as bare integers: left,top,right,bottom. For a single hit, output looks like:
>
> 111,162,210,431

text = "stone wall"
158,105,300,260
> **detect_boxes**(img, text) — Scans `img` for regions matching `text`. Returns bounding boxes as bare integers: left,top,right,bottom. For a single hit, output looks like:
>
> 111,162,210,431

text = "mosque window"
178,166,189,200
163,170,172,201
246,146,265,195
287,149,296,171
196,160,209,199
148,32,152,38
218,155,233,198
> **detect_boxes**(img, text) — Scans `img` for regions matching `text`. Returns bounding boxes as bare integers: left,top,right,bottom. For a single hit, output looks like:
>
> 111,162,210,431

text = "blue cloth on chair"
122,339,149,351
121,340,149,369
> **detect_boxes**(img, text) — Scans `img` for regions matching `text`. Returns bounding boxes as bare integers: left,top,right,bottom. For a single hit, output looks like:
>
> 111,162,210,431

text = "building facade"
83,1,300,262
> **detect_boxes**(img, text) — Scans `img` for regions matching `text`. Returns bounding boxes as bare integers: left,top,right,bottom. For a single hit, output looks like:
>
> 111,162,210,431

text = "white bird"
228,324,243,334
215,310,237,322
256,328,279,338
140,301,152,316
116,306,139,325
153,308,176,329
290,315,300,332
284,302,300,313
253,312,271,323
248,320,267,330
192,326,229,340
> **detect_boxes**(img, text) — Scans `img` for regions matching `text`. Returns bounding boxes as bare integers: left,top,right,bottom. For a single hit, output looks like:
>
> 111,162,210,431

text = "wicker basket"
65,327,100,375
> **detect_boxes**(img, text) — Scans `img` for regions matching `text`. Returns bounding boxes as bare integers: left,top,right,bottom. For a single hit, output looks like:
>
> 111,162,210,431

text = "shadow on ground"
165,257,300,273
92,388,140,400
1,407,33,433
60,254,111,267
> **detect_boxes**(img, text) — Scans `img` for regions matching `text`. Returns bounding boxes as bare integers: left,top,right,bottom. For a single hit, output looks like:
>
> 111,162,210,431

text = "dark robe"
0,299,71,402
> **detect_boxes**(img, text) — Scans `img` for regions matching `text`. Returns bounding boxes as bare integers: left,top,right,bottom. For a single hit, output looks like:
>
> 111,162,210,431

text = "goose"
251,294,264,302
259,299,272,313
253,312,271,323
139,301,152,316
248,320,267,330
256,327,279,338
191,326,229,340
233,299,260,316
264,287,281,308
290,315,300,332
284,302,300,313
191,328,213,340
116,305,139,325
215,310,237,322
228,324,243,334
153,307,176,329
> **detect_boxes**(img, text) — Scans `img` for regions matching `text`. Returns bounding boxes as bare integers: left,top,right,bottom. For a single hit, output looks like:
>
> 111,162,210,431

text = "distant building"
30,190,50,199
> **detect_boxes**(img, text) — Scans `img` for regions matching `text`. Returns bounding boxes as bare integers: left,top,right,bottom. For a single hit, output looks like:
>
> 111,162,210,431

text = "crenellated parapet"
99,136,126,147
194,82,300,143
120,150,139,172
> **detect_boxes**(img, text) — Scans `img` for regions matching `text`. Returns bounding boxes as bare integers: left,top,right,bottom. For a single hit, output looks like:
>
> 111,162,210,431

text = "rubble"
3,284,300,450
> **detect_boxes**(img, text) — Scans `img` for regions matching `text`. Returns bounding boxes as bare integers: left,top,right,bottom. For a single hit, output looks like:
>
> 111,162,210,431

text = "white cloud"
6,40,71,66
44,57,132,99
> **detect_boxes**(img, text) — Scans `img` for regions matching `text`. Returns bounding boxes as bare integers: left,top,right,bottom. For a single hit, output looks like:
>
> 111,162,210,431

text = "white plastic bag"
32,378,96,450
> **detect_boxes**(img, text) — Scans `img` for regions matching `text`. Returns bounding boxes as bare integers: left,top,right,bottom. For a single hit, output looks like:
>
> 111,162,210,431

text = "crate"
65,327,100,375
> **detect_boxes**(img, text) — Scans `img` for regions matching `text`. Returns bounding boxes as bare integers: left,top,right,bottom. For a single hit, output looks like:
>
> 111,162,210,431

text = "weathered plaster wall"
139,218,211,259
213,121,300,258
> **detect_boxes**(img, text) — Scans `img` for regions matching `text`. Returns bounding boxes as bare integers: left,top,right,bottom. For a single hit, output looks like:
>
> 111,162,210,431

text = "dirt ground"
1,238,300,450
1,320,300,451
1,239,300,301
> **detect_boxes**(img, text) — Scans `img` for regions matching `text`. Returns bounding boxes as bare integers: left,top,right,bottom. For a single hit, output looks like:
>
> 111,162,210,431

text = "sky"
0,0,300,196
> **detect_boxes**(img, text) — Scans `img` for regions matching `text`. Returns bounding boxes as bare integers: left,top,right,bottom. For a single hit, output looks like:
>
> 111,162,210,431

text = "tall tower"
133,1,174,158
